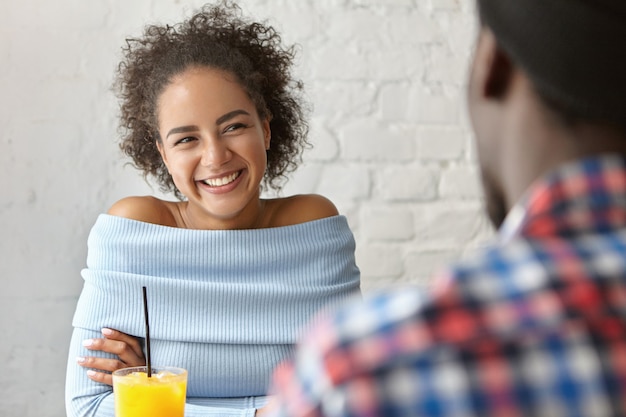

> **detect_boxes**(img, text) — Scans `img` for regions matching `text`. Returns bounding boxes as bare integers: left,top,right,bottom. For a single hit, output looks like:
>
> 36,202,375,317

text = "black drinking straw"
142,286,152,378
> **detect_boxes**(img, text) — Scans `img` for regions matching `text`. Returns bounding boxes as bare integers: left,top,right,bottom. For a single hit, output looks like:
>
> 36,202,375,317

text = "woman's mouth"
201,171,241,187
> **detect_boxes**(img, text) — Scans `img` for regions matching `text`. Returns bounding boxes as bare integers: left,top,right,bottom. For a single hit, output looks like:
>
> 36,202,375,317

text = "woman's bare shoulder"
267,194,339,227
107,196,178,226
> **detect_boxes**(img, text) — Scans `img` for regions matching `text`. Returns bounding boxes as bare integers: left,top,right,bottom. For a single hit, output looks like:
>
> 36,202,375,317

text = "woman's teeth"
202,171,240,187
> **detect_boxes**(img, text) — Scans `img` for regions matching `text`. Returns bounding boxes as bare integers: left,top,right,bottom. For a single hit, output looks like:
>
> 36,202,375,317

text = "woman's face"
156,66,271,225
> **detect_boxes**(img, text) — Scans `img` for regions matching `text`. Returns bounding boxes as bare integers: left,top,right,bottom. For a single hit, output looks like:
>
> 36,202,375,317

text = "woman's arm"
65,327,117,417
67,327,262,417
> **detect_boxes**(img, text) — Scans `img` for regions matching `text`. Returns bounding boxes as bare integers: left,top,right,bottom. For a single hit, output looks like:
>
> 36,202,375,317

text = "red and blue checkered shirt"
268,154,626,417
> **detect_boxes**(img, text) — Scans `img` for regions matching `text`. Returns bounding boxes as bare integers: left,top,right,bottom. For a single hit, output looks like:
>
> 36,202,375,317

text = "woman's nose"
200,139,232,167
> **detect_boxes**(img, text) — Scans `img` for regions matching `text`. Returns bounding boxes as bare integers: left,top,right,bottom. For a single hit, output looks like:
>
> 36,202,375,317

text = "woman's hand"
77,328,146,386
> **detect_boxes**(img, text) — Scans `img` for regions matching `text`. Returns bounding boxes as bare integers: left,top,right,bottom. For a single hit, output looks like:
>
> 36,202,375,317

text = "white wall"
0,0,491,415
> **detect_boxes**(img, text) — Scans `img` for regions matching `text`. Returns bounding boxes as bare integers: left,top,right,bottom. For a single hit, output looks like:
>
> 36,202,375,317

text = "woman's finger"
101,328,145,358
85,369,113,386
82,338,145,367
77,355,128,373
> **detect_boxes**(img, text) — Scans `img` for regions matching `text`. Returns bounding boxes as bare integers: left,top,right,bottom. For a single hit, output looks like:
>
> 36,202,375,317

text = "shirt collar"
497,153,626,241
498,203,526,244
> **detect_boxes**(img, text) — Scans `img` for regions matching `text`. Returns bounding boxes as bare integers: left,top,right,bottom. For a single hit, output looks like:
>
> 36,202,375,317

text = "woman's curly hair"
115,0,309,198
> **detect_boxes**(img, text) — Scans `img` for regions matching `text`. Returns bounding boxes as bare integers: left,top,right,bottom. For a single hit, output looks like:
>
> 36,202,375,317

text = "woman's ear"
156,140,170,169
263,119,271,150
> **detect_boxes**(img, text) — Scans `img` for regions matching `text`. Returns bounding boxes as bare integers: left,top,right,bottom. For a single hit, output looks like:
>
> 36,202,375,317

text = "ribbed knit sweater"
65,214,361,417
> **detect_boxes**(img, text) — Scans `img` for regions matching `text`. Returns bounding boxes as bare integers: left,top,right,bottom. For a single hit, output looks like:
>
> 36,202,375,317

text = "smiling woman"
152,67,273,230
64,1,361,416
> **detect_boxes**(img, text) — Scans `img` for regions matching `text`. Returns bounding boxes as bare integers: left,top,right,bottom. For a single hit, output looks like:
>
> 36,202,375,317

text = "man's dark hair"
477,0,626,132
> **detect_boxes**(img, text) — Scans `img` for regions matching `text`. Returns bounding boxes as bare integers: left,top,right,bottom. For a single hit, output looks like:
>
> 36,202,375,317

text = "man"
265,0,626,416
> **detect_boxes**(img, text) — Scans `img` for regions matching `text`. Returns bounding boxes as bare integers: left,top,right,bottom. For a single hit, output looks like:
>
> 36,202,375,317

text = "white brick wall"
0,0,491,415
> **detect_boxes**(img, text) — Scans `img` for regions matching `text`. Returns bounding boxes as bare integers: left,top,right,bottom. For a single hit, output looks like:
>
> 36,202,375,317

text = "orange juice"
113,366,187,417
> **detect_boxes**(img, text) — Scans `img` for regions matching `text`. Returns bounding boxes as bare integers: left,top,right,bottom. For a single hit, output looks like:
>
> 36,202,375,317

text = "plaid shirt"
268,154,626,417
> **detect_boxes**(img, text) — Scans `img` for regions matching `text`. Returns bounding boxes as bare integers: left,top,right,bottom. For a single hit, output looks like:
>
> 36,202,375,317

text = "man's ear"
474,28,514,100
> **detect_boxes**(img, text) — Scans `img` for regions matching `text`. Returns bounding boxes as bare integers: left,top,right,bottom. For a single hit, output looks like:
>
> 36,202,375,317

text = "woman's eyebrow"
165,110,251,138
166,125,200,139
216,109,250,125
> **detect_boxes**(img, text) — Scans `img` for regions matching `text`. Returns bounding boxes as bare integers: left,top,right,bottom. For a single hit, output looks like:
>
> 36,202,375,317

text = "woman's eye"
175,137,196,145
224,123,247,133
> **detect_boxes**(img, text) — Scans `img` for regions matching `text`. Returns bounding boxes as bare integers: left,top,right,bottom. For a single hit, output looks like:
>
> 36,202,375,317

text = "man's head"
467,0,626,227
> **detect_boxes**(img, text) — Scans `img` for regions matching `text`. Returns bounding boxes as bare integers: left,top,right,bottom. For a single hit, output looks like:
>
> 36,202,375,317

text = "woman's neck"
175,198,268,230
